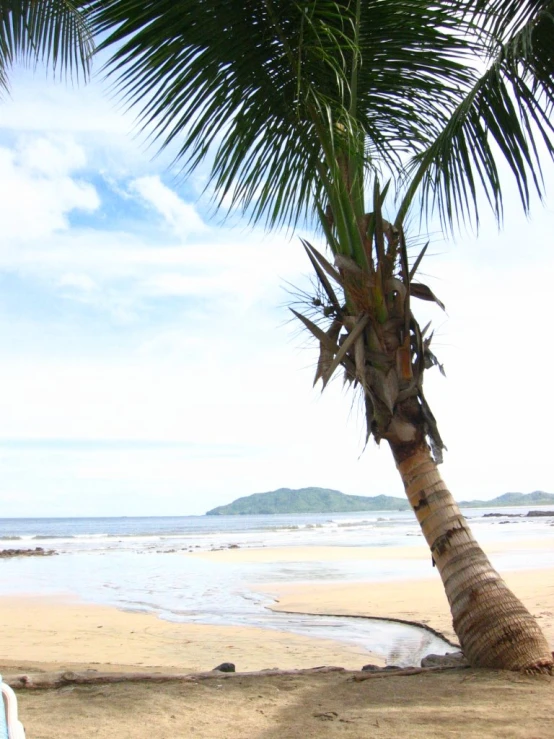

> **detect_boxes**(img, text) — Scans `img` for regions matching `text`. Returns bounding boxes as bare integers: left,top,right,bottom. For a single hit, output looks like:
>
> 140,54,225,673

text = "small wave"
335,520,375,528
106,532,172,539
32,535,75,540
262,523,325,532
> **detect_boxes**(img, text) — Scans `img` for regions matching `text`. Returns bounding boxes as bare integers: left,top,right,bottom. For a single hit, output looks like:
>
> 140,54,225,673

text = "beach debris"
313,711,338,721
212,663,236,673
5,666,347,690
421,652,469,668
0,547,57,558
352,665,468,681
3,664,476,691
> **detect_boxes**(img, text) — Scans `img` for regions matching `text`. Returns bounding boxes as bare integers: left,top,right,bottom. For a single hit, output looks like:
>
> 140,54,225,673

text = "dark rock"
383,665,402,670
213,662,235,673
361,664,380,672
526,510,554,517
0,547,57,558
421,652,469,668
228,544,240,549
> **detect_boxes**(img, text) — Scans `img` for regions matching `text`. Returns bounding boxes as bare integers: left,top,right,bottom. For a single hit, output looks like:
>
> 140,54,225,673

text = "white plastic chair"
0,676,26,739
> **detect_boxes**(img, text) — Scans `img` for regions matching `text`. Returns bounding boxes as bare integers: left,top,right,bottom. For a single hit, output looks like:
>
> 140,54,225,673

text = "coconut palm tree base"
391,442,554,672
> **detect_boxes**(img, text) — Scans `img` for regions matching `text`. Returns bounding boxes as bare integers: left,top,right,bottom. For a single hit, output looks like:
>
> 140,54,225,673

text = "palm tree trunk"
388,439,553,673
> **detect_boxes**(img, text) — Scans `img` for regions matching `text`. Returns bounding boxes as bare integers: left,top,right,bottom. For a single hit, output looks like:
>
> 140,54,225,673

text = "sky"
1,60,553,517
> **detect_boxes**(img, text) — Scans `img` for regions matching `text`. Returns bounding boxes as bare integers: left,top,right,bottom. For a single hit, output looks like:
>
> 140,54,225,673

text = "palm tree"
89,0,554,672
0,0,93,92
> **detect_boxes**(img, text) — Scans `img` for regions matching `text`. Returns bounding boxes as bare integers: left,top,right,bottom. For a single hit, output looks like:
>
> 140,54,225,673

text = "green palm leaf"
91,0,475,232
0,0,93,91
397,0,554,227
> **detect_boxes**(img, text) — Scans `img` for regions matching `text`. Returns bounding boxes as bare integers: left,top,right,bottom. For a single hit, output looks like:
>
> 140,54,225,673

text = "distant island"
205,488,554,516
458,491,554,508
206,488,409,515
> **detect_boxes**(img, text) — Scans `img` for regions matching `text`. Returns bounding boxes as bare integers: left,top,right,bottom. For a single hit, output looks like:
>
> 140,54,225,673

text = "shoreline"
189,536,554,563
2,527,553,737
1,536,552,677
1,564,552,676
3,563,553,739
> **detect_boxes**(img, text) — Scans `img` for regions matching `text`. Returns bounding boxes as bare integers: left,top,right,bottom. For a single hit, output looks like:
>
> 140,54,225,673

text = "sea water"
0,507,552,667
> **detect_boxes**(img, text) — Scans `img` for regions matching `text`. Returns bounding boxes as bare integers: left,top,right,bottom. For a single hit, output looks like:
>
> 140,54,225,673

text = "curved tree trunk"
389,439,553,673
295,214,553,673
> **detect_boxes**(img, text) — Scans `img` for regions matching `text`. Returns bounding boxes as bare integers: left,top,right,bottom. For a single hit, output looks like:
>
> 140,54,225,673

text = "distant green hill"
205,487,409,515
458,491,554,508
205,488,554,516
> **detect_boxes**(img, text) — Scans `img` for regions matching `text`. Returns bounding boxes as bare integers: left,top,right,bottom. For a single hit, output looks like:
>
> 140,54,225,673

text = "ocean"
1,507,552,667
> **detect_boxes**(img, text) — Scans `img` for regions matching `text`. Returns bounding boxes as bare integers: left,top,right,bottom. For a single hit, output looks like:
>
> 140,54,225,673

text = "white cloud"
2,69,132,135
0,138,99,243
17,136,87,176
131,175,207,236
0,214,310,320
58,273,99,292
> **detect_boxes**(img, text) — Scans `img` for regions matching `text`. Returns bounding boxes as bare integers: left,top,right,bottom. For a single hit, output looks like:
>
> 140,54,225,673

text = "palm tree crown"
91,0,553,230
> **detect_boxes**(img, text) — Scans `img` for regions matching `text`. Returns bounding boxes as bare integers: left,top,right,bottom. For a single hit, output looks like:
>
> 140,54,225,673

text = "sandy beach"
0,595,376,674
2,537,553,738
268,567,554,645
198,539,554,643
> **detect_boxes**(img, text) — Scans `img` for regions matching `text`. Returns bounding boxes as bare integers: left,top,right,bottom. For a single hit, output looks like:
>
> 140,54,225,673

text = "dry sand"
10,669,554,739
2,544,553,738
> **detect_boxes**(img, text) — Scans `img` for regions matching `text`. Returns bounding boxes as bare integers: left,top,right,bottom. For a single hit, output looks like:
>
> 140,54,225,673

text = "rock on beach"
0,547,57,558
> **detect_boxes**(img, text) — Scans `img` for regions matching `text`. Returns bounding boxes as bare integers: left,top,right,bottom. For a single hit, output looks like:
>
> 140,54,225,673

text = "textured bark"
389,440,554,673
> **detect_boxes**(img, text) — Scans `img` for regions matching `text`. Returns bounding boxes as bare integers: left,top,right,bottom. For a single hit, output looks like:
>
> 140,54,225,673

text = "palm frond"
468,0,550,45
397,0,554,228
91,0,478,231
0,0,93,91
